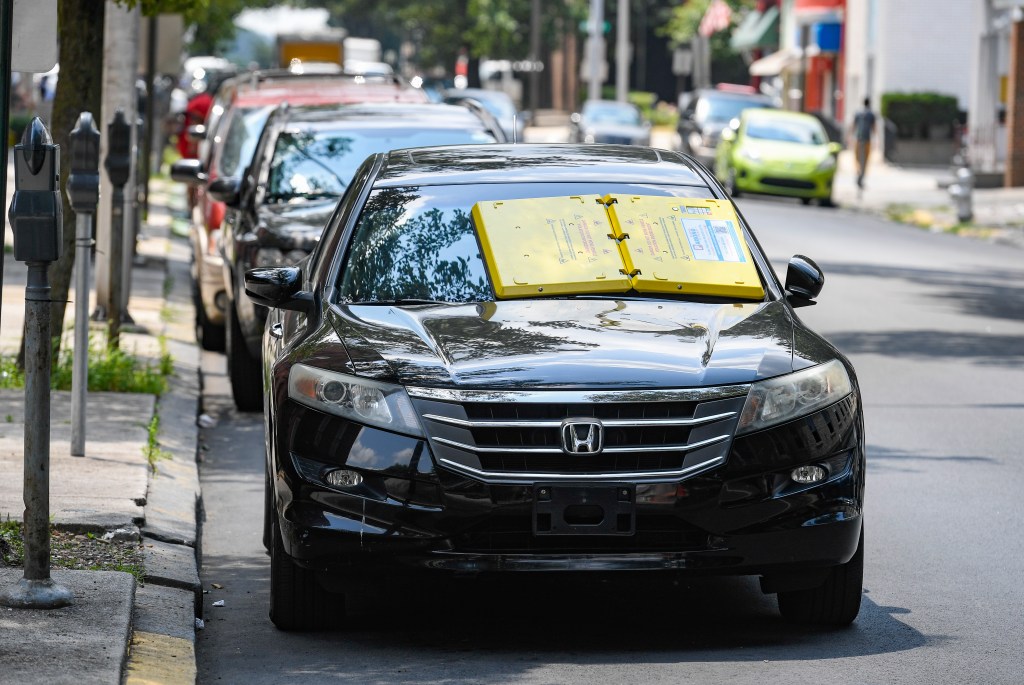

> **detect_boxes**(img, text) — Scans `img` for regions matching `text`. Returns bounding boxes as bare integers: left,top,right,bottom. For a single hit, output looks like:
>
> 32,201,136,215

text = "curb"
124,213,203,684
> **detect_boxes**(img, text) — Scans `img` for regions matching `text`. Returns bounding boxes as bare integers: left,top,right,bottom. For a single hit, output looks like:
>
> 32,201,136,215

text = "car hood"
740,139,830,165
255,197,337,248
328,299,795,389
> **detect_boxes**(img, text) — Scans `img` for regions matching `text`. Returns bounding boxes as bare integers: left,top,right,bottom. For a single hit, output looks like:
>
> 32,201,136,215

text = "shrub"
880,92,960,140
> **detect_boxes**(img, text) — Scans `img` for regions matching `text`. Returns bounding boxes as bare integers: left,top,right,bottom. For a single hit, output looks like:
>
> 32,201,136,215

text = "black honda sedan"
246,144,865,631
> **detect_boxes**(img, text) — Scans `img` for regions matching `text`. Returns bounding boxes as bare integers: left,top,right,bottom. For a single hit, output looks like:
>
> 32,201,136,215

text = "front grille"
760,177,816,190
410,386,749,482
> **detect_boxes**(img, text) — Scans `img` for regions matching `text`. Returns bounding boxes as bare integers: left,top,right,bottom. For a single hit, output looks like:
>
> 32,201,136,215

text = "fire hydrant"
948,166,974,223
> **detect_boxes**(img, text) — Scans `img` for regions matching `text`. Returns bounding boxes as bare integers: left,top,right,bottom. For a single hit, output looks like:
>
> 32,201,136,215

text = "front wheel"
269,520,346,631
227,303,263,412
777,527,864,627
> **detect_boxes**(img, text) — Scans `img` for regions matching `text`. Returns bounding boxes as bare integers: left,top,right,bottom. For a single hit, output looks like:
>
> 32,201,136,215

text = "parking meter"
104,109,132,349
9,117,62,263
68,111,101,458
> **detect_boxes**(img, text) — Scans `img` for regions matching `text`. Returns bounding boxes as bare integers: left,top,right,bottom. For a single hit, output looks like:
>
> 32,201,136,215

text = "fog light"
791,465,827,484
325,469,363,488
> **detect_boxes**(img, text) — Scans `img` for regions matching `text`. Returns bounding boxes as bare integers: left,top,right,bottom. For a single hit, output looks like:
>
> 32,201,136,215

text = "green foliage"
880,92,961,140
0,518,24,564
0,337,172,395
660,0,755,47
144,414,172,473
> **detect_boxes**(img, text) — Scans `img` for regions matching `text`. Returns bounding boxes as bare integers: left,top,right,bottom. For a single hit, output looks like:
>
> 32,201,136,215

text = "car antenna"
512,113,518,143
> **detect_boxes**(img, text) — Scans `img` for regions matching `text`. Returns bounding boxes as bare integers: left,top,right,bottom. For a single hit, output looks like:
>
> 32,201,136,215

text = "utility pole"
587,0,605,101
616,0,630,102
529,0,541,113
0,119,74,610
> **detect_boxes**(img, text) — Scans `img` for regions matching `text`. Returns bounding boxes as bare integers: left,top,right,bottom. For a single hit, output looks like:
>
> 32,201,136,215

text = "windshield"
215,106,273,178
745,117,827,145
583,103,642,126
696,96,771,124
267,127,498,203
338,182,715,304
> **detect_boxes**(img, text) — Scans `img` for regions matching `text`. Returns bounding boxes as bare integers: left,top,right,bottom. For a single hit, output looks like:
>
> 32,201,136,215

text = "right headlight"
736,360,852,435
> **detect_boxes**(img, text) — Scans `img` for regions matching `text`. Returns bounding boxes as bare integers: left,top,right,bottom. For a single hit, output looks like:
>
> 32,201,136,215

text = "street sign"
12,0,56,73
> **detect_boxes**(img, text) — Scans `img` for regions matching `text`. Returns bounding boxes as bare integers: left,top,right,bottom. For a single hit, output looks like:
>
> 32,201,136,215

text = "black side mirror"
785,255,824,306
208,176,241,207
170,158,207,186
245,267,314,313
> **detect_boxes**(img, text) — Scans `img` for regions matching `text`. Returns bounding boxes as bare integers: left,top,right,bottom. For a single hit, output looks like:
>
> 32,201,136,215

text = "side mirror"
244,266,314,313
720,128,736,143
785,255,824,306
170,158,207,186
570,112,582,125
186,124,207,141
828,141,842,155
207,176,241,207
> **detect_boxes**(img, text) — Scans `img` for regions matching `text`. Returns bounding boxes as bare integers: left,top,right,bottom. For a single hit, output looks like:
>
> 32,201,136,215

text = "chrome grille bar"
421,411,736,430
436,454,727,483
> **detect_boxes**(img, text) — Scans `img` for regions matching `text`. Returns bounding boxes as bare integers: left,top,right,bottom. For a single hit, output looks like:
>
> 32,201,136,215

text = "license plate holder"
533,483,635,536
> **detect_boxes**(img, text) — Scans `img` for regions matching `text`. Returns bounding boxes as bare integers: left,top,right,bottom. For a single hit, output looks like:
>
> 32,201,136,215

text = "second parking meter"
10,118,62,263
68,112,101,457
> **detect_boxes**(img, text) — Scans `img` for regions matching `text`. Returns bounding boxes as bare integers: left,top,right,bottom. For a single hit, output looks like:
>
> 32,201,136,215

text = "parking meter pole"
0,118,73,610
68,112,101,457
104,110,131,350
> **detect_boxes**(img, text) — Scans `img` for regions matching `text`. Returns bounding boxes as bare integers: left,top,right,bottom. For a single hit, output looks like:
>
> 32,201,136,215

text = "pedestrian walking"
852,97,876,189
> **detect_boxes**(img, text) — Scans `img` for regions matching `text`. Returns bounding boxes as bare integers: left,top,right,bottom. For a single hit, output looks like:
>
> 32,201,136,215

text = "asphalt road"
195,197,1024,683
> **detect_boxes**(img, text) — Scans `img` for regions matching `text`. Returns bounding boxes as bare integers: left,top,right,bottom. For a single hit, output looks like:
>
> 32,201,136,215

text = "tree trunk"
17,0,105,368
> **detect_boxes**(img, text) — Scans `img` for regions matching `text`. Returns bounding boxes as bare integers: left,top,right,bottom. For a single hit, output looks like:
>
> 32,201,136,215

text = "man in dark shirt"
853,98,876,189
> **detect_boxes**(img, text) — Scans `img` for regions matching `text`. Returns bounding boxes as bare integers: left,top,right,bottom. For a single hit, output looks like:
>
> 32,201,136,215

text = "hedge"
880,92,960,139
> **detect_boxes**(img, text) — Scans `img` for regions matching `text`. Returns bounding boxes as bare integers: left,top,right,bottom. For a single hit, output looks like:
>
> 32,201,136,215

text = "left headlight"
288,364,424,437
739,148,762,163
736,360,852,435
816,155,837,171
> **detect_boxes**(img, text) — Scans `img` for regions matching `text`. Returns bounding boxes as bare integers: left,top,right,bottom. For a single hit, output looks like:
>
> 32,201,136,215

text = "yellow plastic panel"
605,196,765,299
472,195,632,298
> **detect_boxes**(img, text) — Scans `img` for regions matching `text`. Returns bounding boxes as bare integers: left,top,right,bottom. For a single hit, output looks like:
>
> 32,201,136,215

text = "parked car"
215,102,505,412
677,87,775,170
171,71,428,351
569,100,650,145
246,143,866,631
715,108,841,206
444,87,524,142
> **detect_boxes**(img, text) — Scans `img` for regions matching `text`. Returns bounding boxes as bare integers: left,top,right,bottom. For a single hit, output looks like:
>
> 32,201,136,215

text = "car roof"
742,108,822,125
277,103,498,130
375,144,708,188
696,89,773,102
235,80,427,108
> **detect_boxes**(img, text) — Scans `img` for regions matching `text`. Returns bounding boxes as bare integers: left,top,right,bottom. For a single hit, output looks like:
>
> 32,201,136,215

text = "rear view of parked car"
677,87,775,170
569,100,650,146
216,102,505,412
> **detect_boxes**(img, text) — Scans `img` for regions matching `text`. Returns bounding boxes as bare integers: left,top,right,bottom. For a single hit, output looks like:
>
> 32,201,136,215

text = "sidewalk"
0,177,202,684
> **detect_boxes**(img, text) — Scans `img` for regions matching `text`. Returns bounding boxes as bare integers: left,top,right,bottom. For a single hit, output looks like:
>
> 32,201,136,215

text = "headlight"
688,131,704,151
736,360,852,435
255,247,285,267
739,148,762,163
817,155,837,171
288,364,424,437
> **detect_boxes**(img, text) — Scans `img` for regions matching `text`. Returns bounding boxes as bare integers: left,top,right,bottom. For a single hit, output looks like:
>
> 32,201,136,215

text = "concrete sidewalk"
0,176,202,684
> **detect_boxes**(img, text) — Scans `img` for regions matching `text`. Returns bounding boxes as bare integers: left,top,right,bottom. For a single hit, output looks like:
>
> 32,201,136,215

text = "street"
195,197,1024,684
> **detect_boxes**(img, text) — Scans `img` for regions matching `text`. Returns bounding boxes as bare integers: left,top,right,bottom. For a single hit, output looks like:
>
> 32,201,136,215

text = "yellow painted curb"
124,631,196,685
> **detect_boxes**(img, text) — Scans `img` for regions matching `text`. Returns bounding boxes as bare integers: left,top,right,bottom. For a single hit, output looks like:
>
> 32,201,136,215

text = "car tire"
777,527,864,627
193,284,226,352
800,197,812,206
818,196,835,208
269,519,345,631
227,303,263,412
263,468,272,552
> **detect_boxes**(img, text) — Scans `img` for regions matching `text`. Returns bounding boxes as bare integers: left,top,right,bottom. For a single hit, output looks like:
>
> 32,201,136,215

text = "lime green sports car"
715,109,841,206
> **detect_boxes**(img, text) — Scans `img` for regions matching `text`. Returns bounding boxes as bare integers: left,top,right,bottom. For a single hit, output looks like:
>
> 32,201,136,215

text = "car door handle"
269,323,283,339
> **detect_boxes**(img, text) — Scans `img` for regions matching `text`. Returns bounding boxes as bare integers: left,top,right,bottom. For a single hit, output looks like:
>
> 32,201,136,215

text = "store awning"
730,6,780,52
748,47,803,77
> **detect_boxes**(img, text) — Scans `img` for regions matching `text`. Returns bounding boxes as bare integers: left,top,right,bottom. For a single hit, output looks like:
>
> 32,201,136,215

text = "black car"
211,103,506,411
678,88,775,170
246,144,865,631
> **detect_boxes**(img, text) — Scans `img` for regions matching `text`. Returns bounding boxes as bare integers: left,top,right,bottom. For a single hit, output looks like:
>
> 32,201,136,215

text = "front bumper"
734,161,835,199
273,393,864,579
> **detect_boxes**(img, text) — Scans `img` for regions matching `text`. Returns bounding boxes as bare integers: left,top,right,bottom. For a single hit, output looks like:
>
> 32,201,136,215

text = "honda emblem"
560,419,604,454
